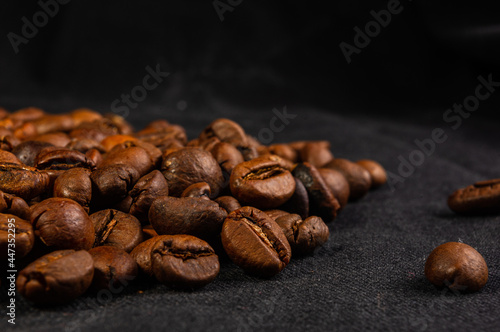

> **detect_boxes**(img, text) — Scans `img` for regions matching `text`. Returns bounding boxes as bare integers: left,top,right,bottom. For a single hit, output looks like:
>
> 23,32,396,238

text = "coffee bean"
16,249,94,304
230,155,296,209
181,182,211,199
221,206,291,277
425,242,488,293
161,147,225,198
149,196,227,241
11,140,54,166
129,170,169,223
0,135,20,151
34,148,96,171
214,196,241,214
299,141,334,167
448,179,500,215
30,198,95,250
88,246,138,291
91,209,143,253
53,168,92,213
318,168,350,209
323,158,372,200
0,213,34,259
199,118,248,149
292,163,340,222
0,150,22,164
266,144,298,163
0,163,50,201
356,159,387,188
33,132,71,147
0,190,31,219
279,177,309,219
90,164,140,206
275,214,329,255
209,142,245,175
264,209,290,221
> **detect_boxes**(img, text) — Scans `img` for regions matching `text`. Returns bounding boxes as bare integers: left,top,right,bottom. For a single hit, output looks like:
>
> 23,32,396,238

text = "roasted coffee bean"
323,158,372,200
66,138,105,153
279,177,309,219
35,148,96,171
275,214,329,255
425,242,488,293
0,149,22,164
135,124,188,146
161,147,225,198
33,132,71,147
10,107,45,122
108,140,162,169
100,134,137,151
53,168,92,213
265,209,290,221
214,196,241,214
130,235,168,276
0,191,30,219
91,209,143,253
0,213,34,259
356,159,387,188
0,163,50,200
267,144,298,163
99,145,155,176
0,135,20,151
16,250,94,304
448,179,500,215
199,118,248,149
111,195,133,213
142,225,159,240
221,206,292,277
91,164,140,206
86,148,103,167
103,113,134,135
129,170,169,223
13,122,37,140
30,198,95,250
88,246,138,291
318,168,350,208
70,119,118,142
69,108,103,126
151,234,220,289
292,163,340,222
299,141,334,167
209,142,244,174
11,140,54,166
230,155,296,209
31,114,75,135
181,182,211,199
149,196,227,241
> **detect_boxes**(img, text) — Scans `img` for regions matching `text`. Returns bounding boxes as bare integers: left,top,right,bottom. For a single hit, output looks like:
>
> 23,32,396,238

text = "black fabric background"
1,1,500,331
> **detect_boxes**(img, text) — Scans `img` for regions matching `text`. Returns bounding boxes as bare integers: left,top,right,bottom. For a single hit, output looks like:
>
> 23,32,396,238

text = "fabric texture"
1,101,499,332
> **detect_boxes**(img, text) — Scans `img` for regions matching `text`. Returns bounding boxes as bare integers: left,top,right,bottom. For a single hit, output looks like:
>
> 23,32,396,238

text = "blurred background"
1,0,499,120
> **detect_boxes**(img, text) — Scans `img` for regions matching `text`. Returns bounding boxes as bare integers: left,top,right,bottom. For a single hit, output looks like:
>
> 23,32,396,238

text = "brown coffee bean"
99,145,155,176
10,107,45,122
103,113,134,135
221,206,292,277
0,163,50,200
279,177,310,219
34,148,96,171
0,135,20,151
65,138,105,153
318,168,350,208
135,124,187,146
0,191,31,220
356,159,387,188
53,168,92,213
129,170,169,223
214,196,241,214
70,119,119,142
0,213,34,259
30,198,95,250
0,150,22,164
88,246,138,291
130,235,168,276
11,140,54,166
91,209,143,253
33,132,71,147
199,118,248,149
85,148,103,167
110,195,133,213
275,214,329,255
149,196,227,241
142,225,159,240
100,135,137,152
31,114,75,135
323,158,372,200
299,141,334,167
16,250,94,304
69,108,103,126
267,144,298,163
90,164,140,206
161,147,225,198
108,140,162,169
425,242,488,293
230,155,296,210
181,182,211,199
292,163,340,222
265,209,290,221
150,234,220,289
209,142,244,175
448,179,500,215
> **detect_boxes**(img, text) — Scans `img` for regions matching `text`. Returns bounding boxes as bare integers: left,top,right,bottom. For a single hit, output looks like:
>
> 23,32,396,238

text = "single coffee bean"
214,196,241,214
425,242,488,293
31,114,75,135
149,196,227,241
356,159,387,188
91,209,143,253
11,140,54,166
181,182,211,199
129,170,169,224
135,124,187,146
103,113,134,135
69,108,103,126
266,144,298,163
199,118,248,149
110,195,133,213
88,246,138,291
53,168,92,212
0,150,22,164
65,138,105,153
209,142,244,175
131,235,169,276
33,132,71,147
100,134,137,152
448,179,500,215
221,206,292,277
318,168,350,209
265,209,290,221
292,163,340,222
34,148,96,171
0,213,35,259
0,134,20,151
323,158,372,200
30,198,95,250
0,162,50,200
108,140,162,169
90,164,140,206
161,147,225,198
10,107,45,122
150,234,220,289
16,250,94,304
0,191,30,220
85,148,103,167
279,177,309,219
299,141,334,168
230,155,296,210
275,214,329,255
99,145,155,176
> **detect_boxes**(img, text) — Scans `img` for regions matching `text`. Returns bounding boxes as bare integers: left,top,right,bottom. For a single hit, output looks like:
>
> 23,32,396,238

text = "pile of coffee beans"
0,107,387,304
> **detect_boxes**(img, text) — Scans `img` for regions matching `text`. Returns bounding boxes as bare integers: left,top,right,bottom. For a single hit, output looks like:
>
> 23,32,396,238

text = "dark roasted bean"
323,158,372,200
88,246,138,291
91,209,143,253
0,163,50,200
448,179,500,215
275,214,329,255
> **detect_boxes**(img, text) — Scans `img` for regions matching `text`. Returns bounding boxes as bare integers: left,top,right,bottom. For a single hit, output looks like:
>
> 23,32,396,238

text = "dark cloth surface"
1,100,499,332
